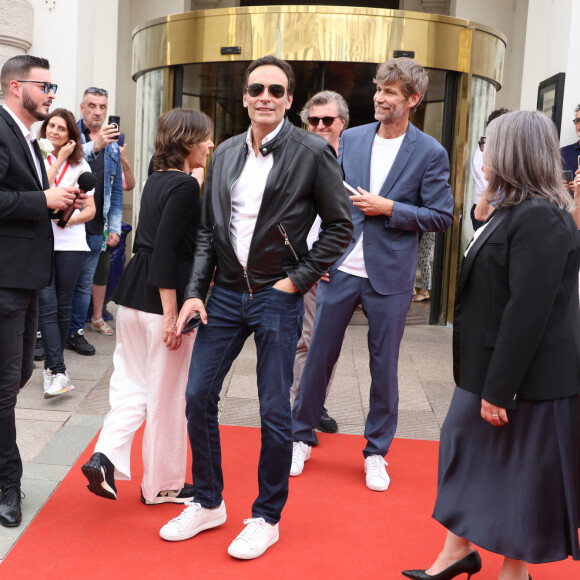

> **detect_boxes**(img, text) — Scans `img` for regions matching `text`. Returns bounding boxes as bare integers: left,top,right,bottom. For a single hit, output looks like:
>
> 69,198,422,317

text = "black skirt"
432,387,580,563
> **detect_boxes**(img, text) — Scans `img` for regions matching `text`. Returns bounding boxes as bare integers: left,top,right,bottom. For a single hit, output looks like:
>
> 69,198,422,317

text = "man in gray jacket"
159,56,353,560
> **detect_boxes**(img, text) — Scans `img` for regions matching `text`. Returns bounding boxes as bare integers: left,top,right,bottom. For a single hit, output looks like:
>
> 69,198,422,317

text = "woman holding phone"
81,108,213,506
38,108,96,398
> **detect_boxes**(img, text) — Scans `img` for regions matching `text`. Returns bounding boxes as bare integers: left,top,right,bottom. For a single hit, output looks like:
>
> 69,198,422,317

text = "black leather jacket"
184,119,353,299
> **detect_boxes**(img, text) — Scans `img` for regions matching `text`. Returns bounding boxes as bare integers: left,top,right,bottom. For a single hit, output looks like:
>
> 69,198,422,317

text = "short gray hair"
484,110,573,212
575,103,580,115
374,58,429,115
299,90,349,129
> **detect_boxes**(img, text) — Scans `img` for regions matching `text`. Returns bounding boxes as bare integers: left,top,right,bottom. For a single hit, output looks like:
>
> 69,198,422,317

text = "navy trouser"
185,284,303,524
292,270,412,457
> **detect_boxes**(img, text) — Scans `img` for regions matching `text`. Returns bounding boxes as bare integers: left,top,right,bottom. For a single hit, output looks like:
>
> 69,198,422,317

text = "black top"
112,171,201,315
81,120,106,235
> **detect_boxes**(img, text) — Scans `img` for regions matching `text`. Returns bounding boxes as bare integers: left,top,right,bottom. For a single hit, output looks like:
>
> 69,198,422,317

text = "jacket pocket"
277,223,299,260
484,329,499,348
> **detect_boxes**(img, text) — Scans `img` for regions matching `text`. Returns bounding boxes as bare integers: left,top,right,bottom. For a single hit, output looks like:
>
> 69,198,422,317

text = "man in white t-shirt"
291,58,454,492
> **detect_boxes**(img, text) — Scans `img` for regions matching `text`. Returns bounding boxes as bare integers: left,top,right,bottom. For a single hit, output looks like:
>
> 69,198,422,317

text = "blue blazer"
337,121,454,295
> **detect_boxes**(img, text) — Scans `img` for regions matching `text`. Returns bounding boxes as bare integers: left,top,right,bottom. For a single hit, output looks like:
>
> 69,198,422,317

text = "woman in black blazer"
403,111,580,579
81,108,213,506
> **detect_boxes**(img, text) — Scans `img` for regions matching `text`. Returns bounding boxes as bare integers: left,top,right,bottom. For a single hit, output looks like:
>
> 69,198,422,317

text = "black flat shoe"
0,486,23,527
402,551,482,580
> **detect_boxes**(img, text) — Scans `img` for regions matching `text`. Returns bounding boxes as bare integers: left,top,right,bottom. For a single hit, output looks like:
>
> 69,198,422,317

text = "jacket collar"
249,117,293,157
455,209,508,299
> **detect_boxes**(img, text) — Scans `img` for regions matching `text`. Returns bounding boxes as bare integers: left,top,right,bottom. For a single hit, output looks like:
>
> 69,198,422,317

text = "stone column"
0,0,33,103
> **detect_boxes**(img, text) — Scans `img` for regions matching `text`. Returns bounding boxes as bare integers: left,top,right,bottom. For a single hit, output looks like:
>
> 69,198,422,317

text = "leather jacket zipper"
278,223,299,261
243,266,253,299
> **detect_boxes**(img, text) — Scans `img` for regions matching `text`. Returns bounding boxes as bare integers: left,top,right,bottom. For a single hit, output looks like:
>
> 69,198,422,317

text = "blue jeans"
69,233,103,335
185,284,303,524
38,251,86,373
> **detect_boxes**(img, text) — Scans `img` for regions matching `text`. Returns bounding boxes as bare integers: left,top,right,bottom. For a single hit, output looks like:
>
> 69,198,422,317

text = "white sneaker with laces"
44,371,75,399
227,517,279,559
364,455,390,491
159,500,226,541
290,441,311,476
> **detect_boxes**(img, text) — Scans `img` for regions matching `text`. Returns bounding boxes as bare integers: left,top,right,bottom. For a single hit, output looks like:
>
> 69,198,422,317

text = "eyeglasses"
246,83,286,99
478,137,486,151
308,116,337,127
85,87,108,97
17,80,58,94
573,118,580,126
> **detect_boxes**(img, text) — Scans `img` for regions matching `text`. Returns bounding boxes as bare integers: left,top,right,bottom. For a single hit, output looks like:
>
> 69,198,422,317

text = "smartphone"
108,115,120,140
343,181,362,196
118,133,125,148
181,313,202,334
564,170,574,182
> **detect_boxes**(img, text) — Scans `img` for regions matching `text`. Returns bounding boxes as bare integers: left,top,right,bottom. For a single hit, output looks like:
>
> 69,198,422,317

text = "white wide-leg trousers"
94,305,195,502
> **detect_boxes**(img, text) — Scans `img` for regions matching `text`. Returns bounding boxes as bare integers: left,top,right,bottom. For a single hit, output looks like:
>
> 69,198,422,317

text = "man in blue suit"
291,58,454,491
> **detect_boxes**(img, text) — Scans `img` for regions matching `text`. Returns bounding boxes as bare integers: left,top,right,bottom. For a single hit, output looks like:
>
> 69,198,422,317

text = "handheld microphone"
54,172,97,229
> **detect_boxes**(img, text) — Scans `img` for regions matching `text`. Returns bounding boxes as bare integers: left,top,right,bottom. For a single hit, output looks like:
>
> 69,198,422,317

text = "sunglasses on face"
246,83,286,99
573,119,580,126
308,116,337,127
85,87,108,97
17,80,58,94
478,137,486,151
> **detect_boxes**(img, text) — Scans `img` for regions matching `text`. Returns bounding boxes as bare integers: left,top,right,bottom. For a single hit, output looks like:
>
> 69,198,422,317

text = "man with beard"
0,55,82,527
291,58,454,492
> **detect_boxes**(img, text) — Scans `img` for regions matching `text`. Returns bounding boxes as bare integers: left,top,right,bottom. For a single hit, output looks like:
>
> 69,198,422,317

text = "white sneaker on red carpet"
364,455,390,491
290,441,311,476
159,500,226,541
227,517,279,559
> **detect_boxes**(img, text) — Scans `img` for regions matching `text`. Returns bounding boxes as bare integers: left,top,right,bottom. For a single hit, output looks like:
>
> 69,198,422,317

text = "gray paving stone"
34,424,100,466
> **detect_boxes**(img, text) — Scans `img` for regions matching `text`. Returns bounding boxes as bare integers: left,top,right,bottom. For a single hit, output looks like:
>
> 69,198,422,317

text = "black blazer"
453,198,580,408
0,107,53,290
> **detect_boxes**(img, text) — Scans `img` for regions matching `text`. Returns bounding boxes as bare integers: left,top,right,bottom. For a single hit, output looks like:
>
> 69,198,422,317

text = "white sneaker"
159,500,226,541
364,455,390,491
290,441,311,476
44,371,75,399
227,517,279,559
43,369,53,391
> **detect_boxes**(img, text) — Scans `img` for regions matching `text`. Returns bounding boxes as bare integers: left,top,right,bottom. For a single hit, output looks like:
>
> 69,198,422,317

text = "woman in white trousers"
81,108,214,505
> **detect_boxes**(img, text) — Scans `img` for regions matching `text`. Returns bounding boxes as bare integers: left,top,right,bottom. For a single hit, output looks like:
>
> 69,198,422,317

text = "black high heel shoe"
402,551,482,580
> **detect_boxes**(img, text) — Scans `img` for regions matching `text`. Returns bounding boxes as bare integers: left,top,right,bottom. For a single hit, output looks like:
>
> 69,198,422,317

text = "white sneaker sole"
227,531,279,559
44,385,75,399
160,509,227,541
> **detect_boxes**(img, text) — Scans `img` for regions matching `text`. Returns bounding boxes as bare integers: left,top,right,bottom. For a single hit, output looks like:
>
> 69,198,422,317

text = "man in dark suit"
0,55,81,527
291,58,454,491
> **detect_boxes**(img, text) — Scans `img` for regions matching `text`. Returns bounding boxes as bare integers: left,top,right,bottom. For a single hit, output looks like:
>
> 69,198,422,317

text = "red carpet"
2,426,578,579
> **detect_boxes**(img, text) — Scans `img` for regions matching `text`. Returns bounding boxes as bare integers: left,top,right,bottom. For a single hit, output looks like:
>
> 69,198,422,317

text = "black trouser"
0,288,37,487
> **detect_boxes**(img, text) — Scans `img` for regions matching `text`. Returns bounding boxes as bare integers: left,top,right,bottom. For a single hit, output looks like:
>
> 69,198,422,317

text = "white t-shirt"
339,132,405,277
230,120,284,267
44,155,95,252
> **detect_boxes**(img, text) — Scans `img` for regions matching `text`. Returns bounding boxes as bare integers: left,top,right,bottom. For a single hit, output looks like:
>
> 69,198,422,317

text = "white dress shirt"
230,119,285,267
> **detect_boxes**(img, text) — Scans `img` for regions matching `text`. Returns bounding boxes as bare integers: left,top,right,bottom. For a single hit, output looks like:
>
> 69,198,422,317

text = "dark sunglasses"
573,119,580,126
308,116,337,127
17,80,58,94
85,86,109,97
247,83,286,99
478,137,486,151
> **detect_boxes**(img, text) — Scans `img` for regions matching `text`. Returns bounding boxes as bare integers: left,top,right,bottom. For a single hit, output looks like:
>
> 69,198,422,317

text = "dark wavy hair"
39,108,85,166
154,108,213,171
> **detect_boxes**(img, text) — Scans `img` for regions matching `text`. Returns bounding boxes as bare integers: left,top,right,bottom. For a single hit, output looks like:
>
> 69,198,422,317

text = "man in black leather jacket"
159,56,353,559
